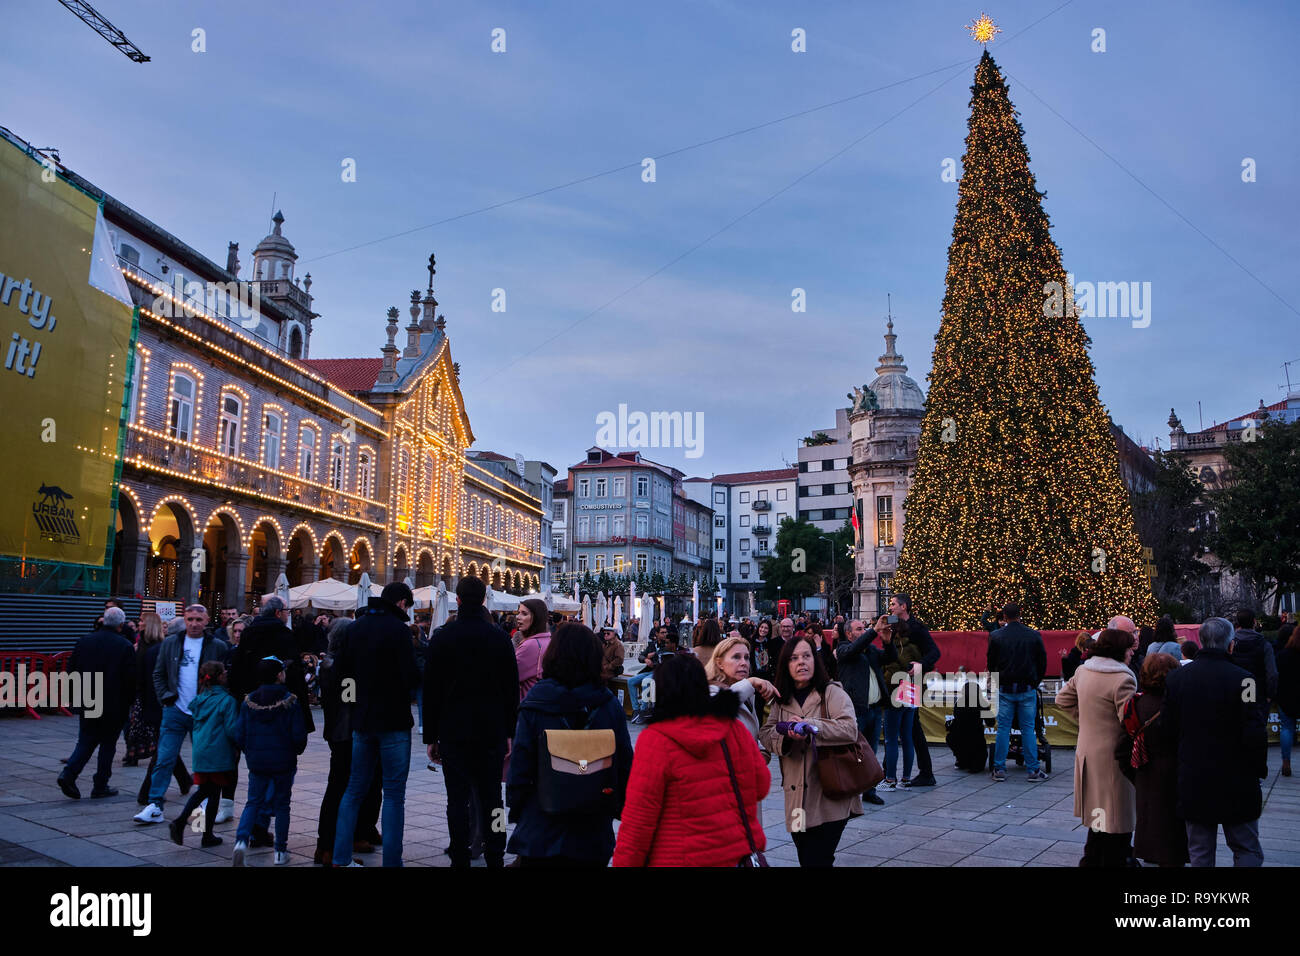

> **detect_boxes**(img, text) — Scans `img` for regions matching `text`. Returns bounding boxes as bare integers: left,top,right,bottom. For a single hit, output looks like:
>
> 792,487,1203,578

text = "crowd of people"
48,593,1299,868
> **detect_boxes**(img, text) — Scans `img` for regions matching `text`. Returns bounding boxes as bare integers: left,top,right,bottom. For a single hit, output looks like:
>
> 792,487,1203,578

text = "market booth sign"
0,141,134,567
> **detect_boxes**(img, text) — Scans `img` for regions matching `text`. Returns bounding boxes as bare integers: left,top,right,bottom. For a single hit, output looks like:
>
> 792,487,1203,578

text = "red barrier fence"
0,651,75,719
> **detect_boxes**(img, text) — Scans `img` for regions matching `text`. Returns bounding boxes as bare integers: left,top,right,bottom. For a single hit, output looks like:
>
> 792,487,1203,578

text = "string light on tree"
967,13,1001,45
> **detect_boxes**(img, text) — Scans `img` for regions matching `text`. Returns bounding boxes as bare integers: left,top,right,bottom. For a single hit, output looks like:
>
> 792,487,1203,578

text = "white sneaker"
275,850,289,865
232,840,246,866
133,803,164,824
215,798,234,824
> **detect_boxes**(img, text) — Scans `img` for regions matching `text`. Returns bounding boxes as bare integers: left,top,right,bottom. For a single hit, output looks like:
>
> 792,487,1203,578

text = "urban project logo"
32,482,79,544
1042,273,1152,328
594,404,704,459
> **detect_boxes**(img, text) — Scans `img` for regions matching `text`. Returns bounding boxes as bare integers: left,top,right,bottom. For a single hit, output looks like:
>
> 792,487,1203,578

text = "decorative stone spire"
1167,408,1182,430
435,313,446,332
303,273,312,294
404,290,422,358
876,316,908,377
271,210,284,235
226,242,240,275
420,253,439,332
379,307,400,383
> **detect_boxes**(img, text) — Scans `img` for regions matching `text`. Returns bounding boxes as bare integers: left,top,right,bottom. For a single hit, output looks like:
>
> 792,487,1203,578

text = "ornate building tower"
848,316,926,618
250,211,317,359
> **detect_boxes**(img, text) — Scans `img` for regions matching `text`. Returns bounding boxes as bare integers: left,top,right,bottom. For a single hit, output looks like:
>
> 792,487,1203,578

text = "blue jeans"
994,689,1040,773
857,706,882,795
149,706,193,807
62,717,123,792
626,671,653,712
883,706,914,781
237,771,293,851
333,730,410,868
1280,708,1295,763
239,775,292,848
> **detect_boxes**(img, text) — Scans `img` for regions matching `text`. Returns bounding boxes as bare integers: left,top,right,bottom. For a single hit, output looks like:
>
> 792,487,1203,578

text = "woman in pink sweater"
514,599,552,702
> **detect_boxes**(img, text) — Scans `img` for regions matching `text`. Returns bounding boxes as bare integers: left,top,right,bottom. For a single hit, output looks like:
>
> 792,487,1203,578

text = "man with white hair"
57,606,136,800
1164,617,1267,866
134,605,227,823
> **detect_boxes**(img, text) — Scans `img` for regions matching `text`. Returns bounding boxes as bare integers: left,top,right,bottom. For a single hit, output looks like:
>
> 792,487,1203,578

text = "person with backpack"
1229,609,1277,725
506,623,633,866
613,653,769,867
169,661,239,849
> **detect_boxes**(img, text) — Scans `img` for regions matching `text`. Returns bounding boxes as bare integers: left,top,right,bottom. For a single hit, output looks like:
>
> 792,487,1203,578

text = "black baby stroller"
945,677,989,773
987,686,1052,774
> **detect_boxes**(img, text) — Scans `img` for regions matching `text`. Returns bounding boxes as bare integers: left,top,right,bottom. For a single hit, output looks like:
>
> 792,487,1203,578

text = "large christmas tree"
892,48,1156,630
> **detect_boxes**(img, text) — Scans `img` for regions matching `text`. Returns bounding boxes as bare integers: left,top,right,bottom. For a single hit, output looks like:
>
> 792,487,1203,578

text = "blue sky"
3,0,1296,476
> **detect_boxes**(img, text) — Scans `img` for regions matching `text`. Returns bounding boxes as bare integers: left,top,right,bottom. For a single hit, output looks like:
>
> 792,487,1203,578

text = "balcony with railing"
753,523,772,535
752,499,771,511
125,426,386,525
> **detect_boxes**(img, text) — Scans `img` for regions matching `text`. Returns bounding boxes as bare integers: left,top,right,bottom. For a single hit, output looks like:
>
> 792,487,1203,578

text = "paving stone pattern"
2,712,1297,867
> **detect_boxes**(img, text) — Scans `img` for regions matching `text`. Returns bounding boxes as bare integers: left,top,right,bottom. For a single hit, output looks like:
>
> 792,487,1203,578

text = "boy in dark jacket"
233,657,308,866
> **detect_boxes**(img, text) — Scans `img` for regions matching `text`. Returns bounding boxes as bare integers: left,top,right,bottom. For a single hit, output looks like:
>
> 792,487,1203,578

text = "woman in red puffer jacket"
612,654,770,867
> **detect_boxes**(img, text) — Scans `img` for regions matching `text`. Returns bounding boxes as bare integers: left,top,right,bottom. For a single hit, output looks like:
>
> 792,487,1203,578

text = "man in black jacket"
58,606,136,799
890,594,940,787
330,582,420,867
836,618,887,804
424,575,519,868
1229,609,1277,719
1165,617,1266,866
987,603,1048,782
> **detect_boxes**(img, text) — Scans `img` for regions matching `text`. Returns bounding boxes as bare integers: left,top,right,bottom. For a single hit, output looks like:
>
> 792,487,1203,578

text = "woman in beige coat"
1054,627,1138,867
758,635,862,867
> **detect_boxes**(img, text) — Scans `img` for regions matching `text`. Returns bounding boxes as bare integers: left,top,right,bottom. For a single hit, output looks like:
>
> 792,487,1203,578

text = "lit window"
219,393,242,457
262,411,282,468
594,554,605,572
168,372,195,441
358,450,374,498
329,438,346,491
876,496,894,547
636,553,647,573
299,425,317,479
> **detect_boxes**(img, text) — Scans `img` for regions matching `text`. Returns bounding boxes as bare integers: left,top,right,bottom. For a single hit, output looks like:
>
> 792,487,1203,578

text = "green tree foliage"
1131,450,1210,605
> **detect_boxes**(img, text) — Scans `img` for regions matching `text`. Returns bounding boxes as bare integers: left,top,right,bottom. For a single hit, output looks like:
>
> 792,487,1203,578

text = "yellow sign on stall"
0,140,135,566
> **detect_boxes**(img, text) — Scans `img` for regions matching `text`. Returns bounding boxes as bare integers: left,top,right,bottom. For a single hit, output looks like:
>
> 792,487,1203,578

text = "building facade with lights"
40,143,543,610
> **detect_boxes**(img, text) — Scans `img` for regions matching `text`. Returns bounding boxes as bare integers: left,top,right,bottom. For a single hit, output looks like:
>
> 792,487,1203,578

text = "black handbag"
720,738,768,868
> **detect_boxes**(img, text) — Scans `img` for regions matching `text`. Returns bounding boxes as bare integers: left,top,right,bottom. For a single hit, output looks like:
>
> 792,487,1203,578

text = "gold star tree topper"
967,14,1001,45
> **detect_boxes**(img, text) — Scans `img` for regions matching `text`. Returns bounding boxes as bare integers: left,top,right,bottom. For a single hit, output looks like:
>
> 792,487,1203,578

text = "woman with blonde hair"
705,635,777,745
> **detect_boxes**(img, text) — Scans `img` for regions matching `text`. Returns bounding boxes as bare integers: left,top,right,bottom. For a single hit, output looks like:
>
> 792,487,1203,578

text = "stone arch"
392,544,410,583
479,564,490,584
416,548,435,588
320,530,348,582
200,507,245,613
349,536,373,585
285,523,318,587
466,561,479,581
111,485,144,597
147,495,199,603
441,555,454,586
247,516,285,598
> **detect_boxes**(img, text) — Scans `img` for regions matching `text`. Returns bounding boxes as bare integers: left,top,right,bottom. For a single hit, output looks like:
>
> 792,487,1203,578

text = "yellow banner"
0,142,134,566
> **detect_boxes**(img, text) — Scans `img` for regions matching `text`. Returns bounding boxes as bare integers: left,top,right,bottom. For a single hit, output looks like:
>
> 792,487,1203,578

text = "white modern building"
797,408,854,534
684,468,798,617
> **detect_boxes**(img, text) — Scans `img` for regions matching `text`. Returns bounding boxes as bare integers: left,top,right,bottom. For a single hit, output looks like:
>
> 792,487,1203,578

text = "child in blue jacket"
233,656,307,866
170,661,239,848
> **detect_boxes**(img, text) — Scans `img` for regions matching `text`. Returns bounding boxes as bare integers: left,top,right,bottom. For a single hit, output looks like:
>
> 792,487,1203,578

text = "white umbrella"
716,595,723,619
639,595,653,640
692,579,700,623
595,592,607,631
629,581,637,619
657,595,664,625
581,594,592,629
613,596,623,636
274,572,290,610
573,581,579,603
355,571,372,613
287,577,355,611
433,581,449,628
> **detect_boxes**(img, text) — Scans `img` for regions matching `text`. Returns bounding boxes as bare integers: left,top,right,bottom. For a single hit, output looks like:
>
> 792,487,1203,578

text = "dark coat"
1061,647,1084,681
422,605,519,747
316,653,352,744
987,620,1047,690
69,626,136,723
902,615,941,673
1276,646,1300,719
236,683,308,775
1131,689,1189,865
835,628,886,714
1229,629,1278,702
1164,648,1266,825
153,632,228,709
137,641,165,728
506,679,633,863
230,614,314,733
335,597,420,734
